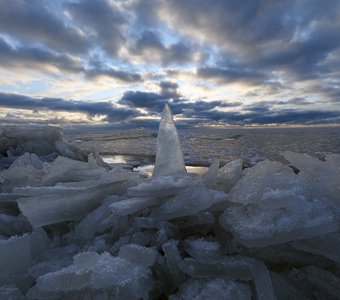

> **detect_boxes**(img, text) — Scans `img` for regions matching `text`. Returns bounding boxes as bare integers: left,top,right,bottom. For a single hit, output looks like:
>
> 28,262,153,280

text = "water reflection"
101,155,208,177
133,164,208,177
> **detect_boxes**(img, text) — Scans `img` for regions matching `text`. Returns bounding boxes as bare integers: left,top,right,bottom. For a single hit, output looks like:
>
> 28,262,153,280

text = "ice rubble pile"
0,125,86,170
0,104,340,299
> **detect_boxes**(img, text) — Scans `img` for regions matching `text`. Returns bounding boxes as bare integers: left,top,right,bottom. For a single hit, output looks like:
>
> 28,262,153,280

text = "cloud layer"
0,0,339,126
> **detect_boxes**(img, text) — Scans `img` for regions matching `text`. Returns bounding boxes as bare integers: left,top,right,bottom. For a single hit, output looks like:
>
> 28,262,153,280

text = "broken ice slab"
270,271,309,300
169,278,251,300
299,266,340,299
74,196,125,240
17,179,127,228
202,159,219,187
28,251,153,299
220,199,337,248
0,234,31,285
162,240,186,287
153,103,187,177
172,211,215,229
181,256,253,281
184,238,221,262
291,232,340,263
150,221,182,248
43,154,107,185
284,151,340,210
110,197,160,216
127,175,196,198
151,187,227,220
54,141,85,161
229,159,304,207
286,266,340,299
216,158,243,191
0,213,31,237
0,153,46,191
238,243,332,268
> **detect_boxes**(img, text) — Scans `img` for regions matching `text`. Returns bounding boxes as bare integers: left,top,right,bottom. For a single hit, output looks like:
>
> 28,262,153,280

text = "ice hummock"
152,103,187,177
0,123,340,299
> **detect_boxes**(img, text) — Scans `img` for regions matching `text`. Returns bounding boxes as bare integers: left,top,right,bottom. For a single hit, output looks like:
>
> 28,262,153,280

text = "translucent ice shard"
152,103,187,177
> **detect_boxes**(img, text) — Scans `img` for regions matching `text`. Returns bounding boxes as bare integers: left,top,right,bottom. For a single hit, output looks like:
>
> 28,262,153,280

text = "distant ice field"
66,126,340,169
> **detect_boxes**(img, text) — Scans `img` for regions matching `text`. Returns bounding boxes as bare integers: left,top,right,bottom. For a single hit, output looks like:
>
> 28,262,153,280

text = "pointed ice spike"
152,103,187,177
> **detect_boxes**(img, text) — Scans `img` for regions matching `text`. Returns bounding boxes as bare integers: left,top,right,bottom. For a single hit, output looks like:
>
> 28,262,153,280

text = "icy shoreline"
0,107,340,299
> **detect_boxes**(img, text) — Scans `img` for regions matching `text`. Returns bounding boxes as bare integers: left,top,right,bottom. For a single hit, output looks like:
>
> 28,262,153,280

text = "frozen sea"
66,126,340,173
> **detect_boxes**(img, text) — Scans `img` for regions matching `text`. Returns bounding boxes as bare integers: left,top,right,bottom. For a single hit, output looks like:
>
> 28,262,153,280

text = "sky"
0,0,339,128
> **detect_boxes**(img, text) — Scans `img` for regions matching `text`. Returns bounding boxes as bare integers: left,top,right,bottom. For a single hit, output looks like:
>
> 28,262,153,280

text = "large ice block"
284,151,340,210
220,200,337,248
28,251,153,299
153,103,187,177
17,178,127,227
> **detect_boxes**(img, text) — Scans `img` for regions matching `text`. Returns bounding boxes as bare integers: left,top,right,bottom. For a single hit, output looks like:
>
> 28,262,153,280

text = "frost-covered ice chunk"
220,200,337,248
169,278,251,300
28,251,153,299
220,158,337,247
181,256,275,300
184,238,221,262
284,151,340,209
230,160,303,207
151,187,227,220
153,103,187,177
17,178,126,227
127,175,195,197
216,158,243,191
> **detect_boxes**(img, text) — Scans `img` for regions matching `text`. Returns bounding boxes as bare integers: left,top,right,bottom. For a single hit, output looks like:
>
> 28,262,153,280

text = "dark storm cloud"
0,92,140,122
131,31,194,65
184,107,340,125
0,38,142,83
119,81,242,115
159,81,179,98
163,0,340,82
260,26,340,79
0,37,82,73
66,0,125,56
0,0,89,54
197,67,268,85
85,68,142,82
